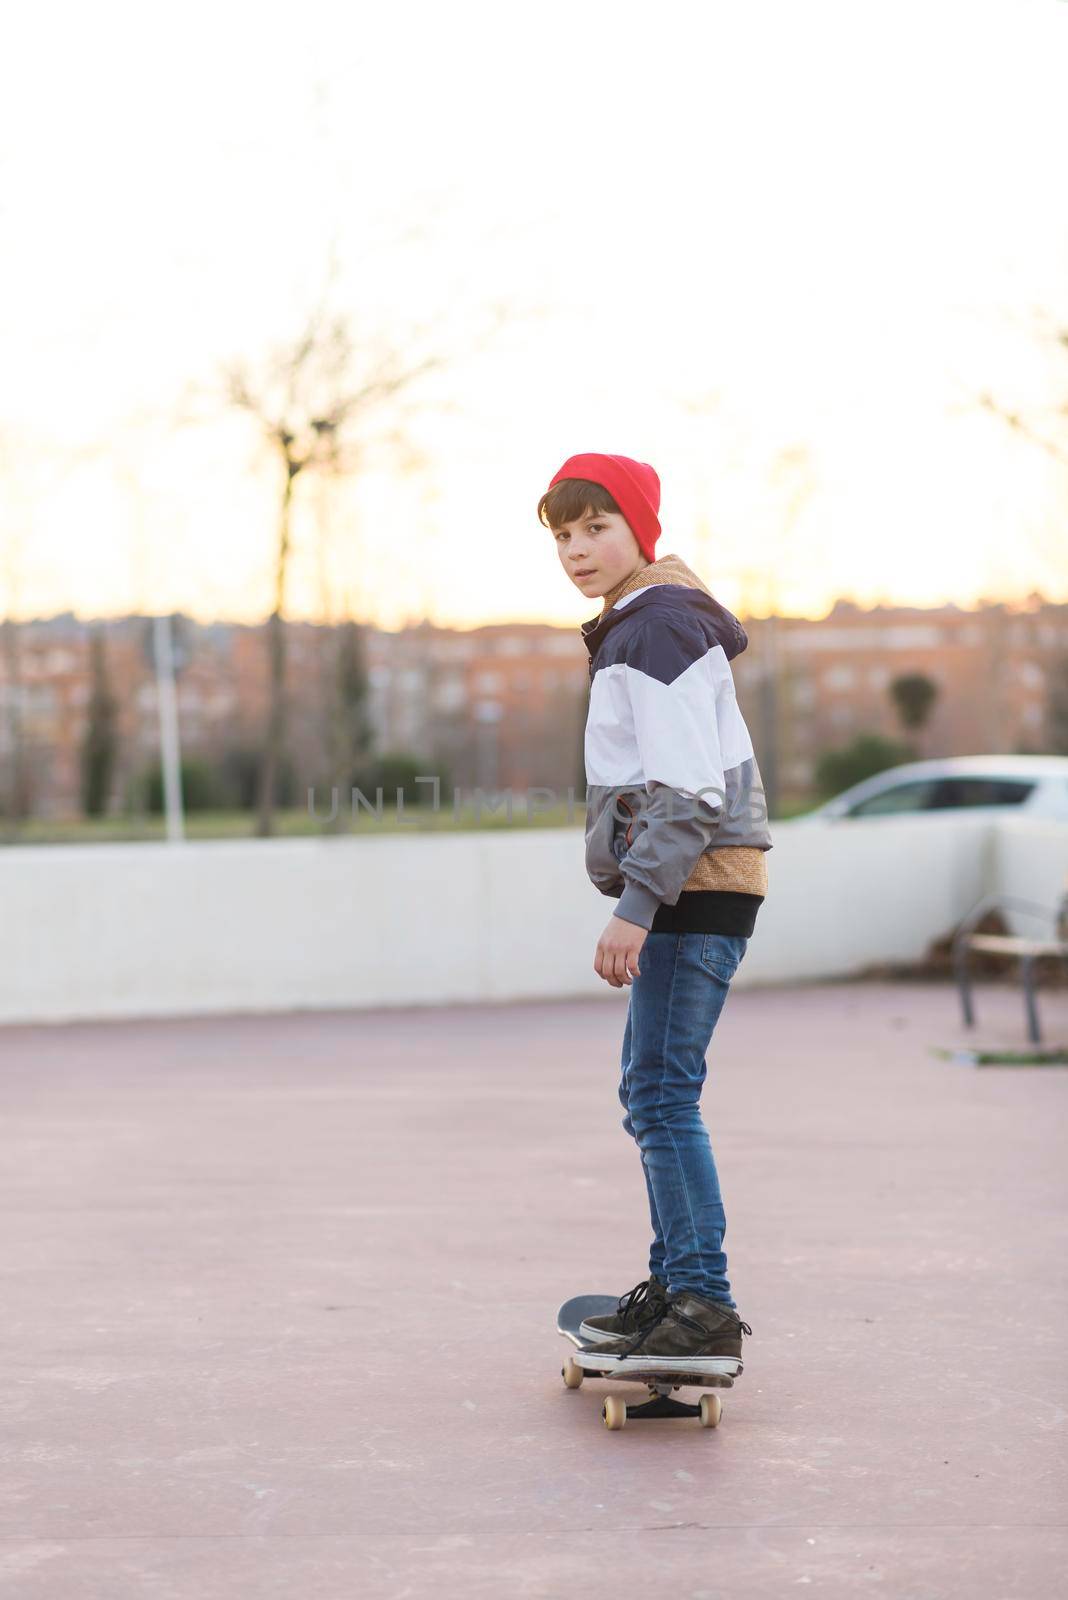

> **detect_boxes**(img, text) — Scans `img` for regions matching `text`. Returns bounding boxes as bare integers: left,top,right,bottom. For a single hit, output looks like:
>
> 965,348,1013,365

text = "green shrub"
135,757,222,813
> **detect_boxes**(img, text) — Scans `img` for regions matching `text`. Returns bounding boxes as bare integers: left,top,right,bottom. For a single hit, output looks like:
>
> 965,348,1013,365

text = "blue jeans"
618,930,748,1307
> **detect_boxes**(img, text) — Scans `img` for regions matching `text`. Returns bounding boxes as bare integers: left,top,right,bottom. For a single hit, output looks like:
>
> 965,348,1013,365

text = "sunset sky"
1,0,1066,632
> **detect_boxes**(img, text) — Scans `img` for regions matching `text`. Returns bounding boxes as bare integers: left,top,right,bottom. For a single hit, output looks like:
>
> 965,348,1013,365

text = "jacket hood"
580,552,749,664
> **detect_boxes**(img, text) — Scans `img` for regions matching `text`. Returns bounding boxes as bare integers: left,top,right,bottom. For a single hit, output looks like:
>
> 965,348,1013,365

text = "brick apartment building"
742,596,1068,806
1,596,1066,821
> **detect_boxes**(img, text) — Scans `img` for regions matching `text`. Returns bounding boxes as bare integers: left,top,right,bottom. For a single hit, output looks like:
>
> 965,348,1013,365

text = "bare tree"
978,311,1068,583
202,182,548,836
1047,653,1068,756
0,612,28,828
326,616,376,829
82,624,120,817
0,437,34,831
223,297,467,836
979,314,1068,466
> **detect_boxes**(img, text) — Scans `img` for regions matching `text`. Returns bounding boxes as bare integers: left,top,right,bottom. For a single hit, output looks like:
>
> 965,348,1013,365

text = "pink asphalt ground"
2,979,1066,1598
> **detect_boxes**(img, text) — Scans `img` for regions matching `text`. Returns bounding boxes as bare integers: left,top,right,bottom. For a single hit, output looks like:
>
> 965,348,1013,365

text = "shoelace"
611,1302,753,1360
616,1278,663,1322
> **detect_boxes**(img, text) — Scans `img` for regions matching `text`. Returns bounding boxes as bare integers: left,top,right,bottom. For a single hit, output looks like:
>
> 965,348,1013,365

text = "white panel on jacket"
626,649,727,802
586,644,737,800
585,666,644,787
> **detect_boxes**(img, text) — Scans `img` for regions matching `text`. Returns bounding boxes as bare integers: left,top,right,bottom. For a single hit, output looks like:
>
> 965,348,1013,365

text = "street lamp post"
152,613,185,843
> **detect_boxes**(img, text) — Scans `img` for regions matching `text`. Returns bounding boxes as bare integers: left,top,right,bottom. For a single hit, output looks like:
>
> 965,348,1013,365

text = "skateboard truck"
563,1364,733,1429
624,1386,707,1422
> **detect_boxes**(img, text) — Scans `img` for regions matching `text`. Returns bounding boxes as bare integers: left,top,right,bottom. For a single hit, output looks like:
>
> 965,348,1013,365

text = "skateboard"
557,1294,735,1431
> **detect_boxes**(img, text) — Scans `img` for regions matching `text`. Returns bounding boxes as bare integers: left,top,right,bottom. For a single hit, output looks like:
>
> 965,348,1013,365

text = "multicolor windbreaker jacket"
580,552,772,937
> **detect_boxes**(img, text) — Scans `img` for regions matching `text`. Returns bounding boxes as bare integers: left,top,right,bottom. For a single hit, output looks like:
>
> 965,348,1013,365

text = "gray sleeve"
614,782,724,929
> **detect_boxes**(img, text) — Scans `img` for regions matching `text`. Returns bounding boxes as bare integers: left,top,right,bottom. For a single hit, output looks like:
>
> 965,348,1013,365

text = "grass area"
0,800,590,845
1,794,818,847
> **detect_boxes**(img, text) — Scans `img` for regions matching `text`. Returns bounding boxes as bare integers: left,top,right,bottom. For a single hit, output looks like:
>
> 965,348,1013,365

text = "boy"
536,451,772,1382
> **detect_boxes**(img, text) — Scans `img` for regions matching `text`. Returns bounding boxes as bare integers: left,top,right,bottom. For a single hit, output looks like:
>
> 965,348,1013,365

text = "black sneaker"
576,1288,752,1378
578,1276,669,1345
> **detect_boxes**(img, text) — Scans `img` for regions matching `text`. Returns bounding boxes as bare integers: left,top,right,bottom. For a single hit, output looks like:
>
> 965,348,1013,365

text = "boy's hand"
594,914,649,987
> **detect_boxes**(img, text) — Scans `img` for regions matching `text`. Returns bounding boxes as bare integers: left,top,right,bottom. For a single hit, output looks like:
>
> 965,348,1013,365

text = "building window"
434,676,466,712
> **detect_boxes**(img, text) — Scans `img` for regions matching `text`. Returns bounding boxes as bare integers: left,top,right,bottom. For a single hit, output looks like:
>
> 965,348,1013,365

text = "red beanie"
547,452,661,562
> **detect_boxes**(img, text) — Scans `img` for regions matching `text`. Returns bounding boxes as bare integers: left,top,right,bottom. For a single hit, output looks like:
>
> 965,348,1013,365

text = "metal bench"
952,893,1068,1045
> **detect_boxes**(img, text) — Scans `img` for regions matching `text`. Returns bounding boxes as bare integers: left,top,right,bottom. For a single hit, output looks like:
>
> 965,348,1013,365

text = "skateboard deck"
556,1294,735,1431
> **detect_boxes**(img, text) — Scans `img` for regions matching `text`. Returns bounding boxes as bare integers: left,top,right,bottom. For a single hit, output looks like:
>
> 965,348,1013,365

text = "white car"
798,754,1068,822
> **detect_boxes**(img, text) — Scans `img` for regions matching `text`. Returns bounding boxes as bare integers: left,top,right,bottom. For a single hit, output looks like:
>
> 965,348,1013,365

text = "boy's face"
552,506,648,599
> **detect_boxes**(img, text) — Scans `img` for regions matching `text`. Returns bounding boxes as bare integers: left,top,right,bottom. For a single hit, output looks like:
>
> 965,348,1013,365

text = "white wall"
2,816,1066,1025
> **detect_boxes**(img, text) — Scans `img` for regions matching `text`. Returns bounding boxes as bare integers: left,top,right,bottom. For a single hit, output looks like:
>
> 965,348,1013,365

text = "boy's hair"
537,477,621,533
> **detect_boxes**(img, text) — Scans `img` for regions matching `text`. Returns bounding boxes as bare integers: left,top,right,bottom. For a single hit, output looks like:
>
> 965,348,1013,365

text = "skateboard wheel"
603,1395,627,1430
562,1358,584,1389
699,1393,722,1428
